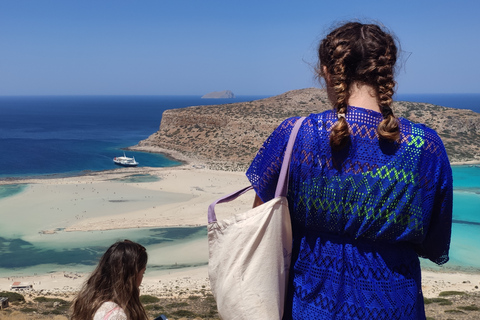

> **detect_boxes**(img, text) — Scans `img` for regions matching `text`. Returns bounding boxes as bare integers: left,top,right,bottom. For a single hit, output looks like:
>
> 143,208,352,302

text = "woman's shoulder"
269,116,307,140
309,109,335,119
277,112,332,130
93,301,127,320
278,116,304,128
398,117,450,164
399,117,444,145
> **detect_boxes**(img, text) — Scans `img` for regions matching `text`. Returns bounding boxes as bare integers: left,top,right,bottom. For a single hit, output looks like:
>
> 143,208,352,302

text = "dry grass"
0,292,219,320
3,290,479,320
0,312,67,320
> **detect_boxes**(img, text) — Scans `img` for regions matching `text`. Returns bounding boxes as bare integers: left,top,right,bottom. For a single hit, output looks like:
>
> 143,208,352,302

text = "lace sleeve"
414,131,453,265
246,117,299,202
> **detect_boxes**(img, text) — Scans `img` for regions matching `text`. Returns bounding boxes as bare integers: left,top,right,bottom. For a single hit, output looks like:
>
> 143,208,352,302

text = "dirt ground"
1,290,480,320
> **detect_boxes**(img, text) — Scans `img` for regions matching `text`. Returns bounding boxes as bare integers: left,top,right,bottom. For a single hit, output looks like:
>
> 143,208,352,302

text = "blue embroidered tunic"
246,106,453,320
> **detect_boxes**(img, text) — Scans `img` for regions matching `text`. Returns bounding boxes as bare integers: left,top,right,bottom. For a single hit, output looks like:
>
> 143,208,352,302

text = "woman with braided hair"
247,22,452,319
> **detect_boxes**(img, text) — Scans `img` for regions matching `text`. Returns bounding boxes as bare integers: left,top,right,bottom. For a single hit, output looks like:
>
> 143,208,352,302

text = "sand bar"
0,165,252,234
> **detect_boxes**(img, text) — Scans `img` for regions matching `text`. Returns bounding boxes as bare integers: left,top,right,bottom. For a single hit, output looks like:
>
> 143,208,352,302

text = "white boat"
113,152,139,167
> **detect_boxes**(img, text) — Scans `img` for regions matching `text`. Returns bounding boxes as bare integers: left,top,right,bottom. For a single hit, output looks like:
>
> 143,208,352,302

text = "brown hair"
318,22,400,150
71,240,148,320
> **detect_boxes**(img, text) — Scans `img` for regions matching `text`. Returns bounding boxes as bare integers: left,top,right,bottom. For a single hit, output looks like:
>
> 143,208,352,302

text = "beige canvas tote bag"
207,117,305,320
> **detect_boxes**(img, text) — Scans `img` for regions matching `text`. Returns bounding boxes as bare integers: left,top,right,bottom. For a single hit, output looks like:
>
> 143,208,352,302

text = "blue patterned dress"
246,106,453,319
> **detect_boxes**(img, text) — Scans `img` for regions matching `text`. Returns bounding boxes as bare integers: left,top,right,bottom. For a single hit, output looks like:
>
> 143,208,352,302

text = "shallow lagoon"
0,227,207,277
421,165,480,271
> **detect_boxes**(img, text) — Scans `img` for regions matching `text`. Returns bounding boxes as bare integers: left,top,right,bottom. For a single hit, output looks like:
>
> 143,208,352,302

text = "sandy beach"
0,164,479,302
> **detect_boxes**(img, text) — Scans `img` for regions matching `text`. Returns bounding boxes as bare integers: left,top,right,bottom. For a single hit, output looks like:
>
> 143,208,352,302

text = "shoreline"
1,155,478,185
451,160,480,166
0,265,479,300
127,145,193,167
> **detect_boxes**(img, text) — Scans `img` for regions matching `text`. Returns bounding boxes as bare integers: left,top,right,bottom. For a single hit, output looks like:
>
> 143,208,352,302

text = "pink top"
93,301,127,320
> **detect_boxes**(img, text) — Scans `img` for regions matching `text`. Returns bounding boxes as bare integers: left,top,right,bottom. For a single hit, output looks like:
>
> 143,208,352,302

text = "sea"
0,93,479,277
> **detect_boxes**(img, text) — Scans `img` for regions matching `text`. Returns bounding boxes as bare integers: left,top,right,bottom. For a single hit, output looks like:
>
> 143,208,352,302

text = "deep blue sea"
0,93,479,276
0,95,267,179
395,93,480,113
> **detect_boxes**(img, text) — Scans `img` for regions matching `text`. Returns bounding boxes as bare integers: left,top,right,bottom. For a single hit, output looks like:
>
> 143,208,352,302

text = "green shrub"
439,291,466,297
424,297,452,305
139,295,160,304
33,296,67,304
171,309,197,317
444,309,466,314
0,291,25,303
165,301,188,308
458,305,480,311
144,304,164,311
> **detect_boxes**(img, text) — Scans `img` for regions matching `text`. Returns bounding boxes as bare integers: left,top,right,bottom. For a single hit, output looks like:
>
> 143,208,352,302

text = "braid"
318,22,400,147
322,36,352,150
375,38,400,141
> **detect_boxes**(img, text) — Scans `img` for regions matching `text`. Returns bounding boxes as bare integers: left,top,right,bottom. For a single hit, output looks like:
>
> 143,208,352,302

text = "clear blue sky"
1,0,479,96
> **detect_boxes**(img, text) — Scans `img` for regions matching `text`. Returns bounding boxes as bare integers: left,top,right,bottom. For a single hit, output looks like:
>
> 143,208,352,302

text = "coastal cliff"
134,88,480,170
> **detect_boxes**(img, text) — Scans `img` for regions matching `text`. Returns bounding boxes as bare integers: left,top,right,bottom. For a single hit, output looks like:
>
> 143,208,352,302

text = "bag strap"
274,117,305,198
208,117,305,223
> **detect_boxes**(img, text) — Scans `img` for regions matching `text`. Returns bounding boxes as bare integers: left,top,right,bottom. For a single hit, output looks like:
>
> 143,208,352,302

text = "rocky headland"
134,88,480,170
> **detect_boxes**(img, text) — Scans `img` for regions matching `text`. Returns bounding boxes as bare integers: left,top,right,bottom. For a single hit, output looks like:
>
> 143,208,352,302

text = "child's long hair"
318,22,400,150
71,240,148,320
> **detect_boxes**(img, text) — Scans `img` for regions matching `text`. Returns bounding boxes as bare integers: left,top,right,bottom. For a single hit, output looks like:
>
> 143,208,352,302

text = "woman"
247,22,452,319
71,240,148,320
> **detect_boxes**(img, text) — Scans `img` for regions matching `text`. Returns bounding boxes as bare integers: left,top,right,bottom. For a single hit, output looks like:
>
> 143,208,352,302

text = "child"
71,240,148,320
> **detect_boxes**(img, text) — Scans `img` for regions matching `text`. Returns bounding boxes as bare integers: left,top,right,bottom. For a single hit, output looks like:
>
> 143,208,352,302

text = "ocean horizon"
0,93,479,276
395,93,480,113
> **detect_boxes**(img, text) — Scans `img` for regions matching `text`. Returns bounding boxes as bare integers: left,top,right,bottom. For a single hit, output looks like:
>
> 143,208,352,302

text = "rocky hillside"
134,88,480,170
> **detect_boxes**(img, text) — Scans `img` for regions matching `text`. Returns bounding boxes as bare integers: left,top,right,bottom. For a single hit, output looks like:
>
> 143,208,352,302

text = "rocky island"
134,88,480,170
201,90,235,99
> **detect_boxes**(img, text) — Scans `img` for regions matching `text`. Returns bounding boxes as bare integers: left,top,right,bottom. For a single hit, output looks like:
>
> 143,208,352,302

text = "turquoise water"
446,223,480,269
420,165,480,271
0,226,207,277
453,192,480,224
0,184,27,199
108,174,161,183
452,165,480,189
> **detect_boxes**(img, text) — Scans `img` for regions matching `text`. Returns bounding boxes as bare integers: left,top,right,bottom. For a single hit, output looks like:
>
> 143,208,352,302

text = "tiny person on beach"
247,21,453,319
71,240,148,320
